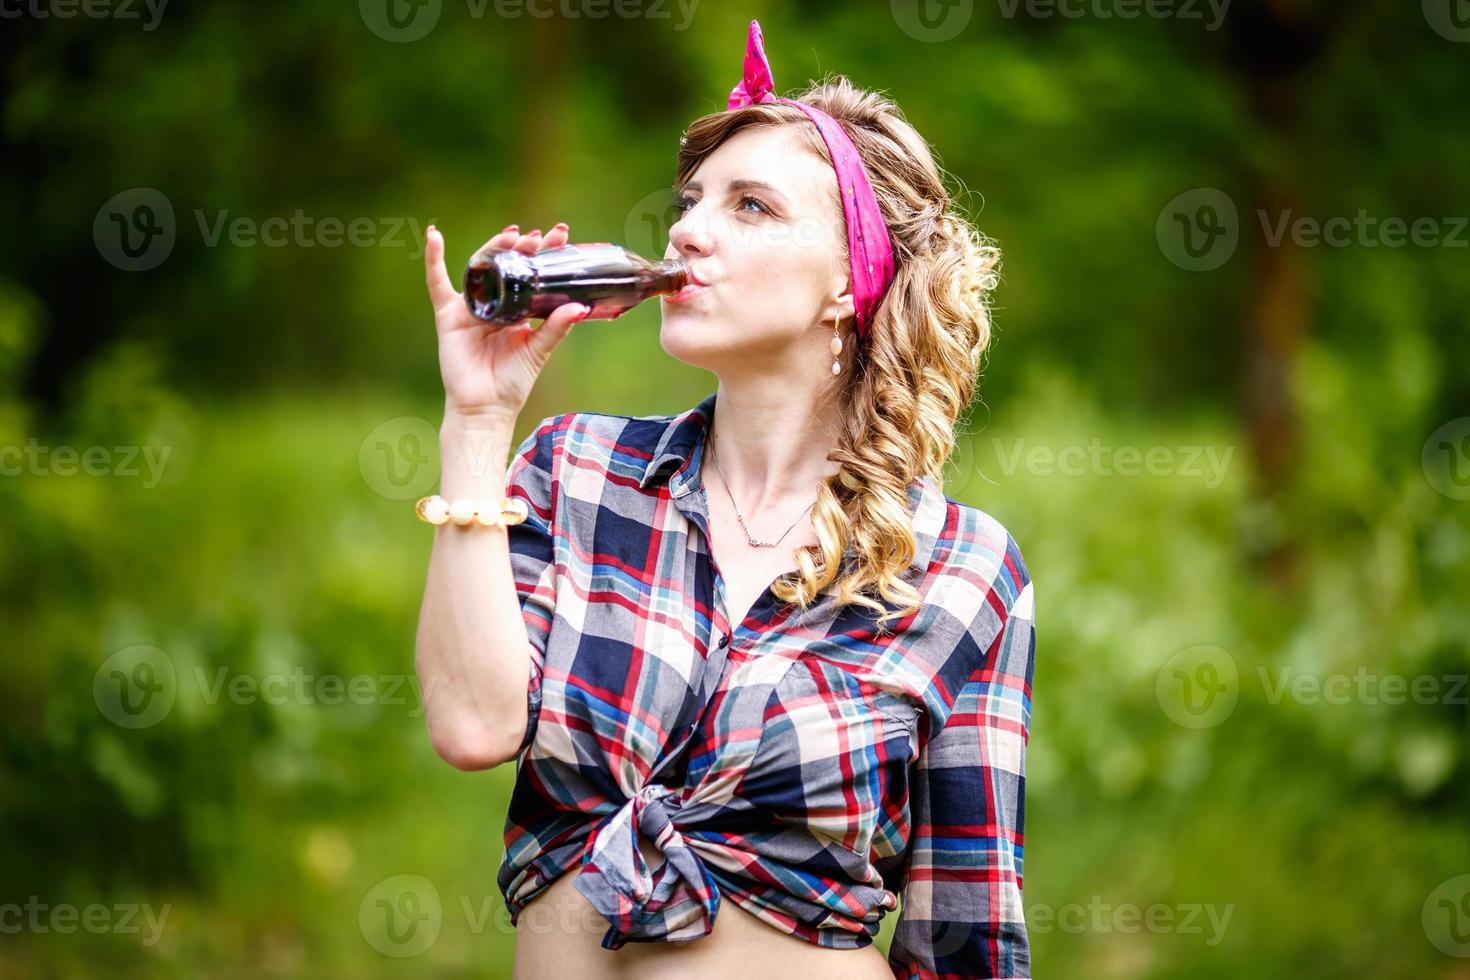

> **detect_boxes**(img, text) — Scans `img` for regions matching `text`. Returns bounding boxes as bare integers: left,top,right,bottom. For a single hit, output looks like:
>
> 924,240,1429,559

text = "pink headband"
726,18,896,342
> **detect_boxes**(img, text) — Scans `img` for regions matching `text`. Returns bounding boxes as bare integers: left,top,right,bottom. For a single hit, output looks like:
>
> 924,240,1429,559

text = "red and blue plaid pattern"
494,392,1034,979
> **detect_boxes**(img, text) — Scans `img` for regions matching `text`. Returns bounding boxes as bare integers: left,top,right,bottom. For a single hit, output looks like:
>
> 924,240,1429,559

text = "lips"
665,271,709,303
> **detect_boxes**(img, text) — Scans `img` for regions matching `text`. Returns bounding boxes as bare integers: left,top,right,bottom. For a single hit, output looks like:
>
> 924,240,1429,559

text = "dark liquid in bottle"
464,243,688,324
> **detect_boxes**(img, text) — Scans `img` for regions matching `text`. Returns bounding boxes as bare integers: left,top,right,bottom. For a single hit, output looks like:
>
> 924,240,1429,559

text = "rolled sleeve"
504,414,564,758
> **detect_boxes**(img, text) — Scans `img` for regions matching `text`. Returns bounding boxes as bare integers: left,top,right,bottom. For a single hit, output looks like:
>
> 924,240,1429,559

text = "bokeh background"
3,1,1468,977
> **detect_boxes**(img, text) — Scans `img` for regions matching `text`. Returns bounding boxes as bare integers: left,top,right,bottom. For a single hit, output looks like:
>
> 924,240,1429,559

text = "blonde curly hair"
675,76,1002,631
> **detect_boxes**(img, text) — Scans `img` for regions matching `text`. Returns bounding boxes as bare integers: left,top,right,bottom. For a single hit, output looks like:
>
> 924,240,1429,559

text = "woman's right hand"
424,222,590,422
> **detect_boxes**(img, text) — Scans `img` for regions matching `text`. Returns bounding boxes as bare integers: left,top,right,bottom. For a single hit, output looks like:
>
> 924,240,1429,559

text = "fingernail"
528,229,542,237
553,222,568,230
503,223,518,232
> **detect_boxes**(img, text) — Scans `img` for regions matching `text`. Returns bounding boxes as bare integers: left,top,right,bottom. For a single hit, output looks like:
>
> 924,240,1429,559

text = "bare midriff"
511,836,896,980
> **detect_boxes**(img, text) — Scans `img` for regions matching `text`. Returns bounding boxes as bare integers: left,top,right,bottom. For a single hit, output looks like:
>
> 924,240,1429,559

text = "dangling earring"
830,314,843,376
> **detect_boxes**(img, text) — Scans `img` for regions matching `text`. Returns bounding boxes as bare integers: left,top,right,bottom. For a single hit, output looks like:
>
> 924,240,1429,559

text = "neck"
706,379,843,515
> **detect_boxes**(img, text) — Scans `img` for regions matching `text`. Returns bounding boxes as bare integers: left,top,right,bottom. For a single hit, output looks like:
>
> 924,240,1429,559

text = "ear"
823,290,857,328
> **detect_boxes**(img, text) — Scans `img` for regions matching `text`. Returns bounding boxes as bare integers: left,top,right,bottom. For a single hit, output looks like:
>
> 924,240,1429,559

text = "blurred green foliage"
2,1,1467,977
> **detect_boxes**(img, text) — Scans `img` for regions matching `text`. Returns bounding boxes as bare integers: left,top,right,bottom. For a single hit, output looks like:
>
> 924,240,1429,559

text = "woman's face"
660,124,853,375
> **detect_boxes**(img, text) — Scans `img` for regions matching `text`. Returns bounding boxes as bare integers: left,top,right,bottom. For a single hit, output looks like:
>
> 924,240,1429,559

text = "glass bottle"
463,242,689,324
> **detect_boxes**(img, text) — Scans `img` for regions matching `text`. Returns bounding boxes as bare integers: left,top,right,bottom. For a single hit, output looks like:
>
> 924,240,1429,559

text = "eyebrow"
678,178,789,203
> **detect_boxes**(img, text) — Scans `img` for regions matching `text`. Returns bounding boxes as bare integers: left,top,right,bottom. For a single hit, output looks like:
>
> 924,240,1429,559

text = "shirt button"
718,635,730,648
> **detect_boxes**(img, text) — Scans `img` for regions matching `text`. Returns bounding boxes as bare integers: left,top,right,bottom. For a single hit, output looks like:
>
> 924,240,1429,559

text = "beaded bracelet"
415,494,530,527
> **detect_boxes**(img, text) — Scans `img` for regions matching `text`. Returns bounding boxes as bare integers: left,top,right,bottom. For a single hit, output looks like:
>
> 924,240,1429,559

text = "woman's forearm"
414,412,533,770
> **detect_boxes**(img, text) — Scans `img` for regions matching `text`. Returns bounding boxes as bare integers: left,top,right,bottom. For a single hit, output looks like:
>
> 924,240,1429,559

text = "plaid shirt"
495,392,1035,979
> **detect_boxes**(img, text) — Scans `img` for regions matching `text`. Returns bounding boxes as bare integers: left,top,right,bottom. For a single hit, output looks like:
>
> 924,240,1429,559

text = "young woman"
415,21,1034,980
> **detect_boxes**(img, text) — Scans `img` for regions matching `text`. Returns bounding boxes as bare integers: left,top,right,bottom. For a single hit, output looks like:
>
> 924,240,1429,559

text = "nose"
667,201,713,261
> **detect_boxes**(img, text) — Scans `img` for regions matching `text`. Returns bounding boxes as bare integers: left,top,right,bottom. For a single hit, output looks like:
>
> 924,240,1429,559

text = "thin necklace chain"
706,430,816,549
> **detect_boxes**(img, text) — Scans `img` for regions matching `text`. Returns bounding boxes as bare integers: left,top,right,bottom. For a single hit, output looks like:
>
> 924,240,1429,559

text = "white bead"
830,335,843,356
831,360,841,375
449,499,477,525
423,497,450,525
475,506,501,527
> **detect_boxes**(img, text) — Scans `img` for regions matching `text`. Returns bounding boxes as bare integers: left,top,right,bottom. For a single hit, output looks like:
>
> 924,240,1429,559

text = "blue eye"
671,193,770,216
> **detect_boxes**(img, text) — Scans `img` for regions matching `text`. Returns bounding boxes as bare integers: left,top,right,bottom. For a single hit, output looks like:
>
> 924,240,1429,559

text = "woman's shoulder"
912,479,1032,629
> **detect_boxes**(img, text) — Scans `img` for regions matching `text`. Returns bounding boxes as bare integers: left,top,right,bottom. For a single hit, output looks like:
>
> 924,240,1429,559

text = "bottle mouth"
463,251,504,321
463,248,534,322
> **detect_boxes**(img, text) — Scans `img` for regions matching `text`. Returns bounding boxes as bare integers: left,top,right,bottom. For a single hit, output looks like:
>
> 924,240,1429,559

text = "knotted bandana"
725,19,896,342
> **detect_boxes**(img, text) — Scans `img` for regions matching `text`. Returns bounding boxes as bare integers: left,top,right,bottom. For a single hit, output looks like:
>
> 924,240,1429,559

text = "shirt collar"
638,391,944,577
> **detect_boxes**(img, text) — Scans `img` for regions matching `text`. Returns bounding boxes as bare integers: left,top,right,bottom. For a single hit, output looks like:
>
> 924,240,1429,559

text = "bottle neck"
656,258,690,292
